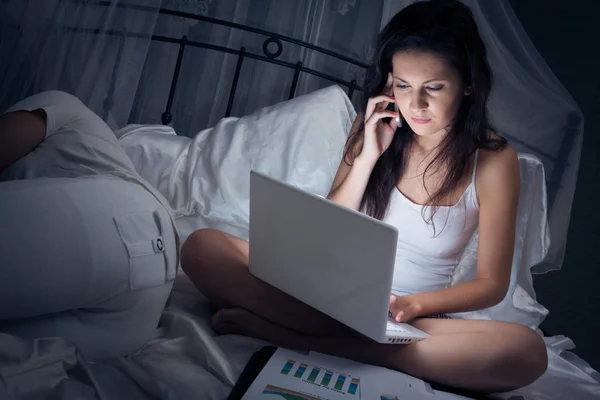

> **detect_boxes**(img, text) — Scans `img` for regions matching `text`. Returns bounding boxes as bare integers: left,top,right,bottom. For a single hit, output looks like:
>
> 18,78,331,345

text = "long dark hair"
345,0,506,224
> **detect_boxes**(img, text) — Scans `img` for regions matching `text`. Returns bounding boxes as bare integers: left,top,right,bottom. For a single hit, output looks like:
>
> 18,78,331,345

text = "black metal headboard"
69,1,368,126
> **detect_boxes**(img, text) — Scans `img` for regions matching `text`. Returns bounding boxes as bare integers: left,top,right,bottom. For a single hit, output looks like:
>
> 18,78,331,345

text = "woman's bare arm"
327,113,378,211
0,109,46,174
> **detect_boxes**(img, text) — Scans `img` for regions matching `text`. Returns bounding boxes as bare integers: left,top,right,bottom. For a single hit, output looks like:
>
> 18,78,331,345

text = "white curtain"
0,0,162,130
380,0,583,275
1,0,581,274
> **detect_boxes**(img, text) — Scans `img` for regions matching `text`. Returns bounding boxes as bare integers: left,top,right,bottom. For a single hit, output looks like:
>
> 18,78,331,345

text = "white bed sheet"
1,86,599,400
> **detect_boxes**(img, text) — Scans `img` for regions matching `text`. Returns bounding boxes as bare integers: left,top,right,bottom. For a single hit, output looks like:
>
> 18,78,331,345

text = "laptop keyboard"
386,319,408,332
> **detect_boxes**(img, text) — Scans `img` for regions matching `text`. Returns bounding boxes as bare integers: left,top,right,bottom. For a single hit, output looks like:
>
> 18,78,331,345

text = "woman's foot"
211,308,254,335
211,307,311,350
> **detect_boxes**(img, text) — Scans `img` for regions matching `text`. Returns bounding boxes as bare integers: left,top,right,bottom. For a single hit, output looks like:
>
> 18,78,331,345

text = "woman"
181,0,548,394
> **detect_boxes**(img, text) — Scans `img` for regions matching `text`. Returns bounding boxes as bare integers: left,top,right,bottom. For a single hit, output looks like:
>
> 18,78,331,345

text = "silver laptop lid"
248,171,398,341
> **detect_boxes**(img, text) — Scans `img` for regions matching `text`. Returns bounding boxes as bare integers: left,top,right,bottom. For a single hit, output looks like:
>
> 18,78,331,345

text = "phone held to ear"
383,101,402,128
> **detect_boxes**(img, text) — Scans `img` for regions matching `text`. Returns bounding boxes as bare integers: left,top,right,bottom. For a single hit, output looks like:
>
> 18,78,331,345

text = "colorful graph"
278,359,360,396
321,371,333,386
281,360,295,375
348,378,359,395
307,367,321,383
262,384,322,400
334,375,346,391
294,363,308,378
380,395,401,400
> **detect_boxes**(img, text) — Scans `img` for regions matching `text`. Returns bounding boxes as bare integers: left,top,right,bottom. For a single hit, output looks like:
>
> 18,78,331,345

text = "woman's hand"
389,294,423,323
360,73,399,162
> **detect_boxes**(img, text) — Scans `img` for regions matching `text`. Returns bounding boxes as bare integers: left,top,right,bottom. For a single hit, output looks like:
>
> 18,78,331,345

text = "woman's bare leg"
181,228,355,337
181,228,547,392
212,308,548,394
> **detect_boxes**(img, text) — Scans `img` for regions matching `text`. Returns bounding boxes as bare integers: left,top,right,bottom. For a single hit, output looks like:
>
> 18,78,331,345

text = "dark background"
508,0,600,370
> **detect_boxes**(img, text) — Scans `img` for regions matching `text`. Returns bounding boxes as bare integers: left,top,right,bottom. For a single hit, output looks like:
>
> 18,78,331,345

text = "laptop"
248,170,429,344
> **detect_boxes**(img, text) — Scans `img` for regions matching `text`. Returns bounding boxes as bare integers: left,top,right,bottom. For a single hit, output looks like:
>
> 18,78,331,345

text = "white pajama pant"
0,90,180,361
0,176,177,361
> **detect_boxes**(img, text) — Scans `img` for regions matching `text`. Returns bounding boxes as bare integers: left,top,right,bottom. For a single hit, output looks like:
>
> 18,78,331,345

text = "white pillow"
170,85,356,242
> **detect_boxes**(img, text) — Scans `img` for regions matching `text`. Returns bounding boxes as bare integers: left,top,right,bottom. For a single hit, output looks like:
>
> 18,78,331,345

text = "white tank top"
383,151,480,296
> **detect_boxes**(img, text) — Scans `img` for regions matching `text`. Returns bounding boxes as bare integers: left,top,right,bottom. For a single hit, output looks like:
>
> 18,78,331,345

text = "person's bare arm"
327,100,398,211
0,109,47,174
326,113,377,211
329,75,398,211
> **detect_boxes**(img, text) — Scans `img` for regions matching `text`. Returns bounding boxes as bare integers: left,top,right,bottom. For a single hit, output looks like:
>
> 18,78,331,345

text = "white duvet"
1,86,599,400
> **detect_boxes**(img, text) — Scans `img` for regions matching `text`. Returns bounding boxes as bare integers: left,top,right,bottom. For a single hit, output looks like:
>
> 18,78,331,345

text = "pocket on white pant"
114,209,169,290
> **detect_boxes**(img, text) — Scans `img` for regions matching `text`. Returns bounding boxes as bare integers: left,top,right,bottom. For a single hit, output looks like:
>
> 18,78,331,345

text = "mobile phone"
382,100,397,125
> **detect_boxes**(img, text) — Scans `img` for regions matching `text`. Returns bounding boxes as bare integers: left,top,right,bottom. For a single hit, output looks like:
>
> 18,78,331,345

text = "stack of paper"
241,348,473,399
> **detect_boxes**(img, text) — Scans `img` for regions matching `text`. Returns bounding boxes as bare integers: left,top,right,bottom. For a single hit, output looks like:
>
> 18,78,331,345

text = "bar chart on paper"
242,348,444,400
258,358,361,399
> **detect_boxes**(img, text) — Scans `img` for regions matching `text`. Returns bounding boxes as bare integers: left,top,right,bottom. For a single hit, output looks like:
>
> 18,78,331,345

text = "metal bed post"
162,35,187,125
348,79,357,102
225,47,246,118
288,61,303,100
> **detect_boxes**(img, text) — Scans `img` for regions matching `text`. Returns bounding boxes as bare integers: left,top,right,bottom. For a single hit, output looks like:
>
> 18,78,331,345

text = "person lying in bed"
180,0,548,394
0,90,179,361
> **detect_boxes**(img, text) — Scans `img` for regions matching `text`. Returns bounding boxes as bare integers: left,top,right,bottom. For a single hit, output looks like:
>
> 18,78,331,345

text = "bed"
1,4,599,400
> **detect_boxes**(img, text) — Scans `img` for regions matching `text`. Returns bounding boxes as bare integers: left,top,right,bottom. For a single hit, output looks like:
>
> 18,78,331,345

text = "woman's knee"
515,324,548,383
494,323,548,388
181,228,219,272
181,228,248,273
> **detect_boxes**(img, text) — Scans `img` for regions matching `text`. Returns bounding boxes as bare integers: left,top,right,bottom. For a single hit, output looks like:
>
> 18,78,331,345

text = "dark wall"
508,0,600,370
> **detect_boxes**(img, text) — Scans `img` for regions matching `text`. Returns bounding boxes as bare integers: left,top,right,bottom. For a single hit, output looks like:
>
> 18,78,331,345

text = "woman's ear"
464,86,473,96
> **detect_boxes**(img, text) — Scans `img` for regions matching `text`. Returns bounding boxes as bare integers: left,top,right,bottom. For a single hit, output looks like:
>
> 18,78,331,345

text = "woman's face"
391,50,468,140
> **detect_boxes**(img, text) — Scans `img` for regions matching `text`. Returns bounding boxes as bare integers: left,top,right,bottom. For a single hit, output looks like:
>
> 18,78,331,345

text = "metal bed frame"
70,1,367,125
71,0,579,212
